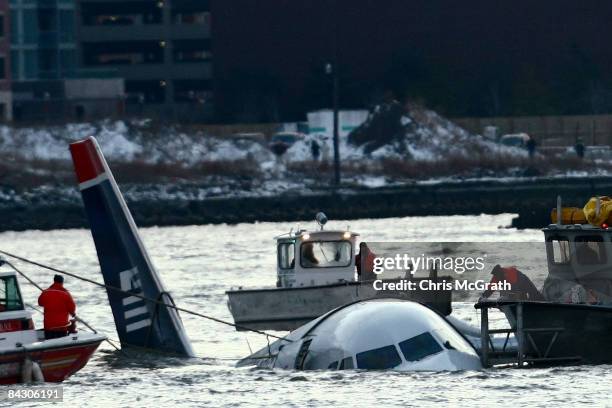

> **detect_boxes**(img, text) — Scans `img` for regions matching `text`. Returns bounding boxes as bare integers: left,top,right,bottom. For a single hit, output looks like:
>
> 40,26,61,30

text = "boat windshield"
575,236,607,265
0,276,24,312
300,241,352,268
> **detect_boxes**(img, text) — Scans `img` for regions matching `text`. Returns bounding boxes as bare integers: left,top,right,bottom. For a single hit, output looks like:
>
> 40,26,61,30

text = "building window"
174,80,212,104
0,57,5,79
0,15,5,37
10,50,19,79
24,50,38,79
125,80,166,104
173,39,212,63
172,11,210,25
23,9,39,44
38,9,56,32
83,41,164,66
59,10,75,42
81,1,162,26
60,49,77,76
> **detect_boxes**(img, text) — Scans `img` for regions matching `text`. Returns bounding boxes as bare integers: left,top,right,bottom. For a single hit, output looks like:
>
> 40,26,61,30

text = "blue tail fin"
70,136,194,357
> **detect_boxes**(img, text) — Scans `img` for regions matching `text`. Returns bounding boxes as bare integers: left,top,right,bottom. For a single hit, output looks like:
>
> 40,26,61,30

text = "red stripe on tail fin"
69,137,105,184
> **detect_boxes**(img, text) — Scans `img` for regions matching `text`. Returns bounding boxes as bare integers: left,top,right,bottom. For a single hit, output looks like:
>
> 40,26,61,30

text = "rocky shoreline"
1,177,609,232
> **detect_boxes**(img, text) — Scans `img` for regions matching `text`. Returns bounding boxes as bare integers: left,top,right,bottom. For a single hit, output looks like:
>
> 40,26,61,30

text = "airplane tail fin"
69,136,194,357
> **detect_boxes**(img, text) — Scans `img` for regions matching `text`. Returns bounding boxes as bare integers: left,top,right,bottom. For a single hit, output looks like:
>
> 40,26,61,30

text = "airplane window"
356,345,401,369
338,356,354,370
575,236,607,265
398,332,443,362
294,339,312,369
301,241,352,268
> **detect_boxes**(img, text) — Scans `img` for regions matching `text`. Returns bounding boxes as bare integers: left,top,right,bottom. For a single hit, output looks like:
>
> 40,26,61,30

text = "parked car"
232,132,266,143
500,133,531,148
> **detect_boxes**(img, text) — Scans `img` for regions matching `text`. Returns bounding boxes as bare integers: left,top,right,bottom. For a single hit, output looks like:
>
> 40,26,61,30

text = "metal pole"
332,0,341,186
516,303,524,367
480,305,489,367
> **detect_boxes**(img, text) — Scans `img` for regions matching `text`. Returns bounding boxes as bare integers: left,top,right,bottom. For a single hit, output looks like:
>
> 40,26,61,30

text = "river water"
0,214,609,407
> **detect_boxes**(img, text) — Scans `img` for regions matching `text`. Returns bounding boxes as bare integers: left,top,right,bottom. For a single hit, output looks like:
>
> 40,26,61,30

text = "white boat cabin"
0,271,39,348
276,229,359,288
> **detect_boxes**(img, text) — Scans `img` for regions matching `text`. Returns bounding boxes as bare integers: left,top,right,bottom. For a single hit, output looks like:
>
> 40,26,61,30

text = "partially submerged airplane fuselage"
238,299,482,371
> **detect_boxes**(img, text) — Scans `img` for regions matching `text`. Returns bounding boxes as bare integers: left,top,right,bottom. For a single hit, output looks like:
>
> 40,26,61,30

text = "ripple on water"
0,216,608,407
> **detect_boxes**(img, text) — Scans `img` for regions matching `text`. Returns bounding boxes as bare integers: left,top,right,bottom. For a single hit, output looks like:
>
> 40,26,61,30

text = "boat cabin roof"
0,271,17,279
544,224,612,233
277,230,360,244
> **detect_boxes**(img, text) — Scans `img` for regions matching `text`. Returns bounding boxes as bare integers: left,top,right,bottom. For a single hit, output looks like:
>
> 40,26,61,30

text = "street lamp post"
331,0,341,186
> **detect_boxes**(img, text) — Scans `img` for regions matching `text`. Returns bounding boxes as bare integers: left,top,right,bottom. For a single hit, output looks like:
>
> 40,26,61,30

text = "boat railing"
475,301,582,367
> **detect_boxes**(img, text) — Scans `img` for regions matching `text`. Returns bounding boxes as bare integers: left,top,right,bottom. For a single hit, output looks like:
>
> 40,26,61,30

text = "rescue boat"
226,213,453,331
0,270,105,384
478,196,612,366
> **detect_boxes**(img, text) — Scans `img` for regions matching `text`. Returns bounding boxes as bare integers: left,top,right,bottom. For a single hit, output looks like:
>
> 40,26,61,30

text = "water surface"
0,215,607,407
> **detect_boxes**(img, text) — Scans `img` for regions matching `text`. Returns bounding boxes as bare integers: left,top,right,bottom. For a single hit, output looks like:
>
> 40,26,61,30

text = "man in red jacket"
482,264,544,301
38,275,76,339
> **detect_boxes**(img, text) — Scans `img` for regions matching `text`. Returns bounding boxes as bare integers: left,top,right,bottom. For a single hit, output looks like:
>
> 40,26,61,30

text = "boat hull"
227,279,452,331
0,335,104,384
501,301,612,364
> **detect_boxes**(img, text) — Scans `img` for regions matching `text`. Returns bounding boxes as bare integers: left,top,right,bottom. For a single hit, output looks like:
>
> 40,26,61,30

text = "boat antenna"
557,195,562,226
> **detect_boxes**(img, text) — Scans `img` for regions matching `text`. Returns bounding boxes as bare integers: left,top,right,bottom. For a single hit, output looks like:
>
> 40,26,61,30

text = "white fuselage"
238,299,482,371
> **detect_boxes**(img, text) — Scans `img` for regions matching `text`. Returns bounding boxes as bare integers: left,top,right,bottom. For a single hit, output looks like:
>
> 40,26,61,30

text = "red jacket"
38,283,76,331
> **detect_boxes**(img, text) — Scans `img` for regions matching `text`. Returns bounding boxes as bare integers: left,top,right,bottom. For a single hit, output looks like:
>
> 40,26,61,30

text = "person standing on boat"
481,264,544,301
356,243,377,281
302,243,319,267
38,275,77,340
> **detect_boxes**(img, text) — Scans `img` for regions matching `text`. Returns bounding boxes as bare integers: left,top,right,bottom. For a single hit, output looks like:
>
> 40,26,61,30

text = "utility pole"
332,0,341,186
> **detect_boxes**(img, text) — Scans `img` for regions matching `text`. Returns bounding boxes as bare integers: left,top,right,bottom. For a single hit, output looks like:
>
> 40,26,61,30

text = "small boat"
227,213,452,331
0,270,105,384
478,197,612,366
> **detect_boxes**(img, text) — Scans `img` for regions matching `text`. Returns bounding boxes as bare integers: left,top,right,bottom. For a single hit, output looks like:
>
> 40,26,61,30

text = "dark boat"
477,198,612,366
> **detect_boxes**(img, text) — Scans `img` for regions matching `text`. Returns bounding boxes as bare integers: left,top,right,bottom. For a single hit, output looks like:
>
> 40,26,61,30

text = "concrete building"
9,0,124,122
0,0,12,121
77,0,213,122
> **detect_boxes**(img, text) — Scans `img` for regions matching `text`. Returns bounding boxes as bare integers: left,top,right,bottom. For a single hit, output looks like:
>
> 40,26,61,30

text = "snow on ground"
0,108,519,167
0,108,605,202
0,119,276,166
